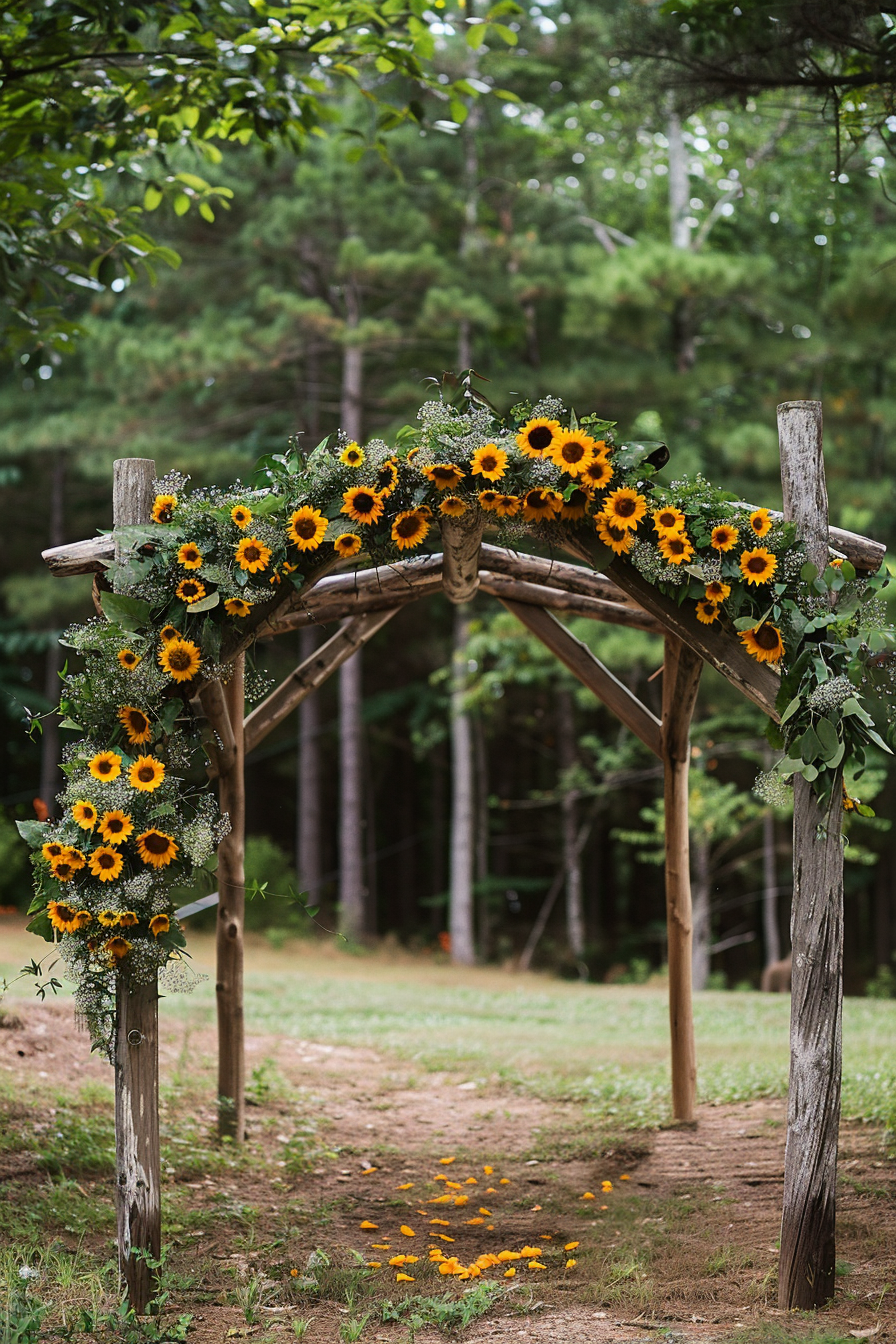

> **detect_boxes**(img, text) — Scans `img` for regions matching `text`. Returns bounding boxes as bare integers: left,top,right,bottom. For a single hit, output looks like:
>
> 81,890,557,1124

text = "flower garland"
19,389,895,1046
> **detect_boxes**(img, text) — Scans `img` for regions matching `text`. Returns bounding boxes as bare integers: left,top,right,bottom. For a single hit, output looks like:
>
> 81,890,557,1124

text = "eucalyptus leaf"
100,591,152,631
815,717,840,761
780,696,802,724
799,726,821,763
16,819,49,846
186,590,220,613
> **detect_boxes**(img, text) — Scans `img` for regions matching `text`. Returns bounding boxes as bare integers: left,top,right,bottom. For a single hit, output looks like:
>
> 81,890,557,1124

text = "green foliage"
379,1281,509,1330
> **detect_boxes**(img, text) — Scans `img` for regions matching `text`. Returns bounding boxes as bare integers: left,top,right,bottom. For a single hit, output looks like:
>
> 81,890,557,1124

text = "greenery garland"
19,383,895,1049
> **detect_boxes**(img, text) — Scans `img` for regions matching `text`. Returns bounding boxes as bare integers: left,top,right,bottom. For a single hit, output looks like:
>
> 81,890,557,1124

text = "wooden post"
777,400,845,1311
112,457,160,1314
440,512,483,603
216,653,246,1141
661,635,702,1124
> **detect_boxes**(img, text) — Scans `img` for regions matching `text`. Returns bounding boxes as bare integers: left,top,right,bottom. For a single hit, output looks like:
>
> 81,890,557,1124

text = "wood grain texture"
480,542,632,604
197,679,238,776
778,399,845,1310
479,572,663,632
500,599,663,758
661,636,703,1123
216,654,246,1142
42,535,115,575
440,511,484,603
266,572,442,634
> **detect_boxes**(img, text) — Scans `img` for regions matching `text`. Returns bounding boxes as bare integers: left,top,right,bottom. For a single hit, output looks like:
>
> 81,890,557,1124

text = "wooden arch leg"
662,635,702,1124
216,654,246,1141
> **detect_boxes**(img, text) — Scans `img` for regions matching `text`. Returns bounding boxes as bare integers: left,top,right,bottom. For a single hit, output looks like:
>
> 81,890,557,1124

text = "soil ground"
2,996,896,1344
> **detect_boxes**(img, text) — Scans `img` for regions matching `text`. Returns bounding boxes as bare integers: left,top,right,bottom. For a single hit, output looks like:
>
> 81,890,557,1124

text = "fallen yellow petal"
520,1246,541,1257
602,1180,613,1192
497,1251,521,1261
396,1183,413,1191
620,1174,630,1181
483,1165,493,1175
388,1256,407,1267
430,1218,450,1226
429,1194,452,1204
478,1208,491,1216
527,1260,546,1271
399,1225,415,1237
453,1195,469,1206
566,1258,577,1269
564,1241,580,1251
499,1178,510,1185
371,1243,390,1250
360,1221,378,1229
485,1187,496,1194
445,1181,462,1190
367,1261,381,1269
504,1267,516,1278
439,1156,456,1165
433,1233,455,1242
465,1217,484,1226
600,1204,609,1210
361,1167,377,1174
464,1177,478,1185
404,1255,419,1264
396,1272,414,1283
581,1192,595,1200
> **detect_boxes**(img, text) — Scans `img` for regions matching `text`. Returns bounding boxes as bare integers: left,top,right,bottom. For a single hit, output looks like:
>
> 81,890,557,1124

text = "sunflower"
98,909,124,927
129,755,165,792
288,506,327,551
117,911,139,928
47,901,92,934
99,810,133,846
151,494,177,524
159,624,179,644
739,621,785,664
695,599,721,625
710,523,738,552
652,506,686,536
376,459,399,496
72,801,97,830
42,841,65,862
117,648,140,671
235,536,272,573
495,494,521,517
424,464,465,491
149,914,170,937
439,496,467,517
341,486,385,525
592,438,611,461
224,598,252,617
478,490,501,513
739,547,777,586
50,857,77,882
136,828,179,868
548,432,596,476
560,488,592,520
658,532,695,565
177,542,203,570
522,488,562,522
596,517,634,555
333,533,362,558
581,458,613,491
89,847,124,882
516,417,560,459
231,504,252,529
704,580,731,602
104,937,132,961
159,637,201,683
406,446,419,463
176,577,206,605
117,705,152,745
63,846,86,870
89,751,121,783
470,444,507,481
340,442,365,467
603,487,647,531
749,508,773,538
392,510,430,551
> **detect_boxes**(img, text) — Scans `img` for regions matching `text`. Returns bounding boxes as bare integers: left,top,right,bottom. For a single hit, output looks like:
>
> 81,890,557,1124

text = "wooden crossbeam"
479,541,633,605
478,571,663,632
265,557,443,635
243,608,398,756
499,598,663,759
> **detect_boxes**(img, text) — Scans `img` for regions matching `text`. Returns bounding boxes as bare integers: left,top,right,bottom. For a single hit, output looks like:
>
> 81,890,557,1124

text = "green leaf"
780,696,802,724
466,22,487,47
143,185,164,212
799,726,821,763
26,910,53,942
800,562,818,582
815,716,840,761
840,560,856,581
199,202,215,224
186,590,220,613
100,591,152,631
16,820,49,846
58,717,83,732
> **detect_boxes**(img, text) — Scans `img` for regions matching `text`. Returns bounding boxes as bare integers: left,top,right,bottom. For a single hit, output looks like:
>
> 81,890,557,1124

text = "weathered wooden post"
661,635,702,1124
112,458,161,1314
215,653,246,1141
777,400,845,1310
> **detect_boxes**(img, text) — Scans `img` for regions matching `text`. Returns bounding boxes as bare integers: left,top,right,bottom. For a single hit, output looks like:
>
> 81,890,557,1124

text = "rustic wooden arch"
42,401,886,1315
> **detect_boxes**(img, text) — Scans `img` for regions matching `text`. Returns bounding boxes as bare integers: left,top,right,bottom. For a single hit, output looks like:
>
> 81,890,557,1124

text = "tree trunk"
296,628,322,898
217,654,246,1142
449,604,475,964
666,108,697,371
763,813,782,969
39,452,66,815
557,688,586,964
338,633,365,942
691,838,711,991
473,712,490,958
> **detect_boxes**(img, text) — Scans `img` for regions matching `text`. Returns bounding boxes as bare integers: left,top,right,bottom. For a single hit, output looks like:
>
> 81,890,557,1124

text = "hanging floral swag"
18,382,895,1048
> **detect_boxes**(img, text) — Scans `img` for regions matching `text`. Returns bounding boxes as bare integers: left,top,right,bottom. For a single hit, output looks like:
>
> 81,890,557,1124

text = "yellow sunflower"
340,442,365,467
89,751,122,783
231,504,252,529
739,621,785,664
581,458,613,491
235,536,272,573
136,828,179,868
117,911,139,928
603,487,647,531
548,432,596,477
177,542,203,570
149,914,170,937
495,494,521,517
657,532,695,565
117,705,152,746
159,624,179,644
97,909,123,927
117,648,140,671
424,464,465,491
341,486,385,525
392,510,430,551
72,801,97,830
710,523,739,552
176,577,206,605
478,489,502,513
376,459,399,496
224,598,252,617
50,856,78,882
695,599,721,625
104,937,132,961
470,444,508,481
88,847,124,882
749,508,773,538
129,755,165,792
596,517,634,555
591,438,611,461
151,494,177,524
333,533,362,558
739,547,777,586
516,417,560,459
99,810,133,846
652,506,686,536
439,496,467,517
47,901,92,934
704,580,731,602
42,841,65,862
159,637,201,683
64,846,86,870
406,446,420,463
522,488,562,522
288,506,327,551
560,488,592,520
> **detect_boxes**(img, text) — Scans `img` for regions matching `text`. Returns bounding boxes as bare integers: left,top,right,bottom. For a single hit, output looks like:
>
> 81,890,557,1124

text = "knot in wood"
126,1029,144,1046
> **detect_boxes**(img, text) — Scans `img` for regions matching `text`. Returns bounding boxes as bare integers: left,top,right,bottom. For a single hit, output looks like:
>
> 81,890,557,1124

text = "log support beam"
216,655,246,1142
440,512,484,603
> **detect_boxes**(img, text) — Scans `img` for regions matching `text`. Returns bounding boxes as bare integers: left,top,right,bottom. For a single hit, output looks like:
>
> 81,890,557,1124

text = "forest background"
2,0,895,994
